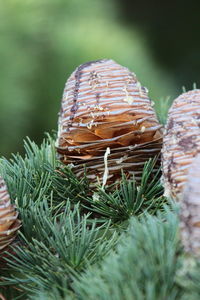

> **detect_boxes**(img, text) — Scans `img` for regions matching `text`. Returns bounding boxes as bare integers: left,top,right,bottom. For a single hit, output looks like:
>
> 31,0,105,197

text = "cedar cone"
162,89,200,200
56,59,162,185
180,153,200,256
0,176,21,253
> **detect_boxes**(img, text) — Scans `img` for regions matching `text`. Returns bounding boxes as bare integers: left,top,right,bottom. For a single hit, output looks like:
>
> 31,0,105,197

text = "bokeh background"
0,0,199,157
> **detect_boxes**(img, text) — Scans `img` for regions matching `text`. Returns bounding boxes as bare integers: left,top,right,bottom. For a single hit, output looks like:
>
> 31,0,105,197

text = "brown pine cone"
162,89,200,200
56,59,162,185
180,153,200,256
0,177,21,253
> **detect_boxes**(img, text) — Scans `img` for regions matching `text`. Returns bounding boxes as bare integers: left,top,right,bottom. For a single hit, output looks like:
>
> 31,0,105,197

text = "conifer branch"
82,158,165,224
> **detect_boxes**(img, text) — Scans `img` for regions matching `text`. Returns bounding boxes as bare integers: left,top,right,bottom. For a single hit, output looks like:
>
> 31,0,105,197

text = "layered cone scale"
162,89,200,200
0,177,21,252
180,154,200,256
56,59,162,184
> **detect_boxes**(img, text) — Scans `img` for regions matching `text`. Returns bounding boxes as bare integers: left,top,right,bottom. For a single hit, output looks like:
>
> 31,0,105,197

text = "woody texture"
180,153,200,256
56,59,162,185
162,89,200,200
0,176,21,253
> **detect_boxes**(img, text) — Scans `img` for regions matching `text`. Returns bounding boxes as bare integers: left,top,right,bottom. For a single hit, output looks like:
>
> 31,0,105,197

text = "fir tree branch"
0,201,118,296
82,158,165,224
73,205,182,300
1,135,195,299
0,135,57,206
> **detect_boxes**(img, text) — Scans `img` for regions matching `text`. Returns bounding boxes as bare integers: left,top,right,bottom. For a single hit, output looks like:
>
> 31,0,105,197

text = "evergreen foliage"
73,206,182,300
0,136,199,299
83,159,165,224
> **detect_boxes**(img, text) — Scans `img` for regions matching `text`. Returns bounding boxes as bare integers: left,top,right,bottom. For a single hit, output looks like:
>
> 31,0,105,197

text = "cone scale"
0,177,21,252
56,59,162,185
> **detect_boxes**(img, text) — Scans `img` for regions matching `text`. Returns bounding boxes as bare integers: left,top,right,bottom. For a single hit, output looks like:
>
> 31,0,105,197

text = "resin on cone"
0,176,21,252
180,154,200,256
162,89,200,200
56,59,162,185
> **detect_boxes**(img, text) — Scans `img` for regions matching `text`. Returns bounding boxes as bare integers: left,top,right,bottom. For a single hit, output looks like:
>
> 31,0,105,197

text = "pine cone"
0,177,21,253
56,59,162,185
162,89,200,200
180,153,200,256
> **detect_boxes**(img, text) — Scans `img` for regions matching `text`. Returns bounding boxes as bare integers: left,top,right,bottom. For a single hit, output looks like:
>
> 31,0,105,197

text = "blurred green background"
0,0,199,157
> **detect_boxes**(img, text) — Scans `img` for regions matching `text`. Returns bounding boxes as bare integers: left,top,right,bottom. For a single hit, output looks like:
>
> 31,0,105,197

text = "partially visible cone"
56,59,162,185
0,177,21,252
180,153,200,256
162,89,200,200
